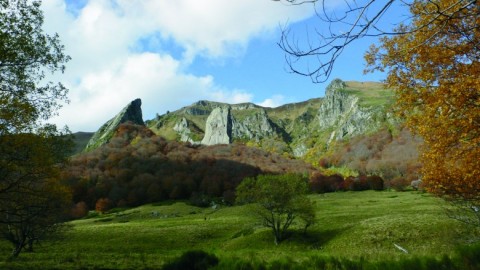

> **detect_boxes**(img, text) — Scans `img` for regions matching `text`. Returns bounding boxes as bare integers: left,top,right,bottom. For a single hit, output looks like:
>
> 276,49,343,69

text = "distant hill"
65,78,422,206
79,79,420,182
141,79,396,158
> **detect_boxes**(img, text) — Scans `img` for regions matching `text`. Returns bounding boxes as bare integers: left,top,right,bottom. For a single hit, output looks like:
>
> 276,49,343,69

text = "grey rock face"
173,117,195,143
231,110,276,141
201,107,232,145
318,79,384,143
292,144,308,157
85,98,144,151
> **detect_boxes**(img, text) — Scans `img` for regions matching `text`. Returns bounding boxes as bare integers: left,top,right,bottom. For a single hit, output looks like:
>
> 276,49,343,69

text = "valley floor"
1,191,478,269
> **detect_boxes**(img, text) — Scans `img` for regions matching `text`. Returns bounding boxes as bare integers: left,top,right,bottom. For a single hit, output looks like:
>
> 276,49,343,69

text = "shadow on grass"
284,227,349,249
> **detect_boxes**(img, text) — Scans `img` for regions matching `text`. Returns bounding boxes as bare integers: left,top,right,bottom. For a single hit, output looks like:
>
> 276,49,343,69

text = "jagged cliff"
84,98,144,151
85,80,396,156
318,79,395,143
143,79,395,157
201,107,232,145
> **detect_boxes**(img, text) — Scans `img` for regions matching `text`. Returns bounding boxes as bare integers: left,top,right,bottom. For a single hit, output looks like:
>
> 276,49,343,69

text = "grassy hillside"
339,81,395,107
1,191,477,269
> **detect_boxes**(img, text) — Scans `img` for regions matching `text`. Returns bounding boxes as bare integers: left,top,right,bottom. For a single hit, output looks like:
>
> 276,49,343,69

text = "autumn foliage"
63,123,315,209
366,1,480,203
319,127,421,188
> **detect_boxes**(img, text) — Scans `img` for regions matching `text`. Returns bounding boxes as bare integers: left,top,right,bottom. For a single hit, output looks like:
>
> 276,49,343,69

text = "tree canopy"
279,0,479,223
0,0,72,257
365,0,480,223
236,174,315,244
0,0,70,134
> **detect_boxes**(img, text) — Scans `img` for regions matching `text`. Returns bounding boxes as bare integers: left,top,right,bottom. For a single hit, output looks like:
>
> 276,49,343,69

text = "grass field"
341,81,396,107
0,191,478,269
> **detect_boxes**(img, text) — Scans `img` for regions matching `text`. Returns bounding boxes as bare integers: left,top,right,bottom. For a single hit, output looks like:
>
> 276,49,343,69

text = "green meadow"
1,191,478,269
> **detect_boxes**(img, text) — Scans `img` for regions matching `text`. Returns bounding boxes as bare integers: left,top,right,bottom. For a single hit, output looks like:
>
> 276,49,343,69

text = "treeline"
309,172,385,193
64,123,419,218
63,123,315,214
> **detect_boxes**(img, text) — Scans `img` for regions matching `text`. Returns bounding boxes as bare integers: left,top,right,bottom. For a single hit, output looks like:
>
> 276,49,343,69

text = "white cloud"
139,0,314,59
52,52,258,131
41,0,315,131
258,95,286,108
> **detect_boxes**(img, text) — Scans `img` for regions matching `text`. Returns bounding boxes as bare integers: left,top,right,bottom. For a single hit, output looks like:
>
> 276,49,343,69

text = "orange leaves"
366,0,479,201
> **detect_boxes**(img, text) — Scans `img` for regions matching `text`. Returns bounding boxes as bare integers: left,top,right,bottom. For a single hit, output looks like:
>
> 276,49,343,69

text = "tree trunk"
11,244,23,258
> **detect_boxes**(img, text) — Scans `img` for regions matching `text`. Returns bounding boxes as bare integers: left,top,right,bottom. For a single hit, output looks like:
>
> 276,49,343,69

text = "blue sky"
42,0,404,132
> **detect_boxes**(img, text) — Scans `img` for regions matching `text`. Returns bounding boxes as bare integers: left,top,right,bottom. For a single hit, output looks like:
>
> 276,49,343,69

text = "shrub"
367,175,384,191
70,201,88,219
162,250,219,270
390,177,411,191
222,190,236,205
95,198,113,213
352,176,370,191
341,176,356,191
326,174,344,192
310,173,344,193
309,172,329,193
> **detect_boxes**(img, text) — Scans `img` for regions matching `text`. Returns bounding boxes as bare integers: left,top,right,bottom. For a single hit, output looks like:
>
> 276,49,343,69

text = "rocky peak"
319,79,359,128
318,79,388,142
84,98,144,151
201,106,232,145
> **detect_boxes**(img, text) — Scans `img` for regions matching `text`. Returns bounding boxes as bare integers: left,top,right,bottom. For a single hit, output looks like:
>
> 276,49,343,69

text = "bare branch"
277,0,479,83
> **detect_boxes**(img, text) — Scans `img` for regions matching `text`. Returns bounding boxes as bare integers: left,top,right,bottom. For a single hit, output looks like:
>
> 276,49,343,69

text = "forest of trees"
63,123,316,213
63,122,398,217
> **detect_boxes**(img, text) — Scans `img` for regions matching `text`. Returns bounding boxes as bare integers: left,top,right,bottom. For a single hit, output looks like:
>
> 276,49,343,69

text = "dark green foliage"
455,243,480,270
162,250,218,270
0,0,70,133
236,174,315,244
0,130,72,258
189,192,212,208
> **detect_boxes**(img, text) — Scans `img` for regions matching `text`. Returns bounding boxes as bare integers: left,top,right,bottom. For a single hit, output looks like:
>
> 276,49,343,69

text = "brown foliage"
321,127,421,181
63,123,315,208
309,172,345,193
70,201,88,219
95,198,113,214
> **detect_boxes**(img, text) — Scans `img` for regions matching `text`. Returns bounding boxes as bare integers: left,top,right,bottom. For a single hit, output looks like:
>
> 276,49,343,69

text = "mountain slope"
144,79,395,157
84,98,144,152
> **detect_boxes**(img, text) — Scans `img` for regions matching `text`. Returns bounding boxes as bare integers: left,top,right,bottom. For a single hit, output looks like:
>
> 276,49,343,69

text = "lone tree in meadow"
236,174,315,244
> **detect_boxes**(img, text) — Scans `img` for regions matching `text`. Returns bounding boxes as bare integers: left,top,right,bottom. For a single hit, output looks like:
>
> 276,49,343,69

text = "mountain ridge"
82,79,396,158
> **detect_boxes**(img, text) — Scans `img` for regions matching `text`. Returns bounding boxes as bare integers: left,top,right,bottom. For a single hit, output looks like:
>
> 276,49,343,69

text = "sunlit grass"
0,191,476,269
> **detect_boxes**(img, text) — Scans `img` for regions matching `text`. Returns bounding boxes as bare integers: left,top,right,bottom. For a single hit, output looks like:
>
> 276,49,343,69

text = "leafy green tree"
0,0,70,134
236,174,315,244
0,0,71,258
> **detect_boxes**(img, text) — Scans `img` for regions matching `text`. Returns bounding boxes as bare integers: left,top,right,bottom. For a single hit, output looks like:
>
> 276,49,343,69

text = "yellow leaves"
369,0,480,201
